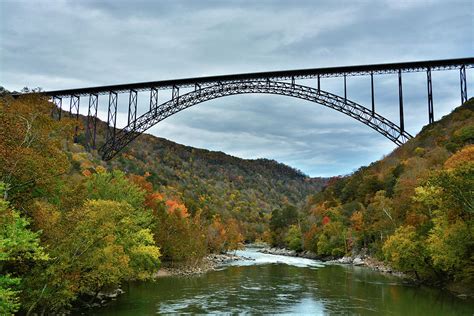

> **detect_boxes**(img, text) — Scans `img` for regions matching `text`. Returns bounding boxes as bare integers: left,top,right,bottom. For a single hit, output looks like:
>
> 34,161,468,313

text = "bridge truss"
24,57,474,160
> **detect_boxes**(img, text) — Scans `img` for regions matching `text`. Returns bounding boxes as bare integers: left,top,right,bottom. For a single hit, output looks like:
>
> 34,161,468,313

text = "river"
80,248,474,315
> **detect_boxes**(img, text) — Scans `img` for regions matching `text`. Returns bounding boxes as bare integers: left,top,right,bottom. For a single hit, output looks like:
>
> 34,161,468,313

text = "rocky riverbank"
258,247,405,278
327,255,406,277
155,252,253,277
79,253,251,311
259,247,319,259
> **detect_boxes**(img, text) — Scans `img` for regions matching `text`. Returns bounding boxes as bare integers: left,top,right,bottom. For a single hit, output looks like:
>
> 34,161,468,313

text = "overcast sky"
1,0,473,177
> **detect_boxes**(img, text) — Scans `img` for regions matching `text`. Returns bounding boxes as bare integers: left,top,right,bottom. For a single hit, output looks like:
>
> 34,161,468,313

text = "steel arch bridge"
100,80,412,160
19,57,474,161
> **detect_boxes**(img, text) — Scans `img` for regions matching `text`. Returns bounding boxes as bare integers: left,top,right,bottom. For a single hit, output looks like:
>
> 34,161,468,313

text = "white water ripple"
227,248,325,268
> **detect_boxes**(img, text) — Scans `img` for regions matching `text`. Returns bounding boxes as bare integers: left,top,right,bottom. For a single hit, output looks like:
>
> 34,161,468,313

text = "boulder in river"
353,257,365,266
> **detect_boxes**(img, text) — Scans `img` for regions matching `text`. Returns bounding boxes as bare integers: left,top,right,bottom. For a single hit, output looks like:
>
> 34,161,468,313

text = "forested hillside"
73,108,327,241
270,98,473,293
0,92,325,314
2,89,472,314
117,135,326,238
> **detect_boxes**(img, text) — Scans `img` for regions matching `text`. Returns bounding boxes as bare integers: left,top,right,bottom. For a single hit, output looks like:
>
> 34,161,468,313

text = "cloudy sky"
1,0,473,176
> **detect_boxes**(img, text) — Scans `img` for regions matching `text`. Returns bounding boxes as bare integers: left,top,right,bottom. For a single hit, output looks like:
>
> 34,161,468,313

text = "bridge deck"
40,57,474,97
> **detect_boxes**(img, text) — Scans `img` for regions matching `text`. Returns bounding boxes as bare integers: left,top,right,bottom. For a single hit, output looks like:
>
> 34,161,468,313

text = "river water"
82,248,474,315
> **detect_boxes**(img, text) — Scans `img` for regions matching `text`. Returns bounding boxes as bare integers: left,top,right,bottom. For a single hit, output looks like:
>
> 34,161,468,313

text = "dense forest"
1,88,472,314
268,99,473,294
0,91,325,314
96,122,327,242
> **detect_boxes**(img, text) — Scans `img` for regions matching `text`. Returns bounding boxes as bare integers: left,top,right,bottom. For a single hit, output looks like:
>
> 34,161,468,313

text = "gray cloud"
1,0,473,176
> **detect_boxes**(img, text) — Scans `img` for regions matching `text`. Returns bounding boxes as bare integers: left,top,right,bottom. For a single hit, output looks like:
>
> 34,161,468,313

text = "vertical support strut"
172,85,179,105
317,74,321,94
150,87,158,114
370,72,375,116
460,65,468,104
86,93,98,150
52,96,62,120
398,69,404,133
69,95,80,142
128,89,137,129
106,91,118,145
69,95,79,117
343,74,347,103
195,83,201,95
427,67,434,124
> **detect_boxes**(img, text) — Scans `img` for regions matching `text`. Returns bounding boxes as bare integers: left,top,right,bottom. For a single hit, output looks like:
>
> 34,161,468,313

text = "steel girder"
100,80,413,161
39,58,473,98
86,93,98,150
106,91,118,144
69,95,80,142
150,87,158,113
460,65,468,104
128,89,138,128
427,68,434,124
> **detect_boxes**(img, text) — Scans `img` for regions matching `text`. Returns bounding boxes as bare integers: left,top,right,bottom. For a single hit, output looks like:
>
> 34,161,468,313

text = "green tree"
429,163,474,216
86,170,146,210
316,221,346,257
364,190,396,253
0,276,21,315
269,204,298,247
285,225,303,252
427,215,472,279
22,199,160,313
418,159,474,282
0,182,47,315
383,225,430,280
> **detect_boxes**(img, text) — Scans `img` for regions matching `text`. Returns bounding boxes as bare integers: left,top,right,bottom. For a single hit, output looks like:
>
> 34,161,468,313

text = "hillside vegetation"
1,90,472,314
269,98,473,293
106,130,326,241
0,92,325,314
71,106,327,242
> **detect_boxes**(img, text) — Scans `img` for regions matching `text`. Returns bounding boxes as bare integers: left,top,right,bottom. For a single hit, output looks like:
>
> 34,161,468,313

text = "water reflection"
80,249,474,315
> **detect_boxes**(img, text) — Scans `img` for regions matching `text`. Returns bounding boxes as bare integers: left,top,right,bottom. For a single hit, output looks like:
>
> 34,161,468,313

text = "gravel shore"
155,253,252,277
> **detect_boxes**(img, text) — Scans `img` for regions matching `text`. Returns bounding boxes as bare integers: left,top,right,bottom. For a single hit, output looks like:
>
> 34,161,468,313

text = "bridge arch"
100,80,413,160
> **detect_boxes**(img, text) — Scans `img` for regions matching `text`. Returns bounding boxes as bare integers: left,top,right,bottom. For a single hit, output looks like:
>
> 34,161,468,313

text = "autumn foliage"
278,99,474,287
0,95,75,207
1,92,473,313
